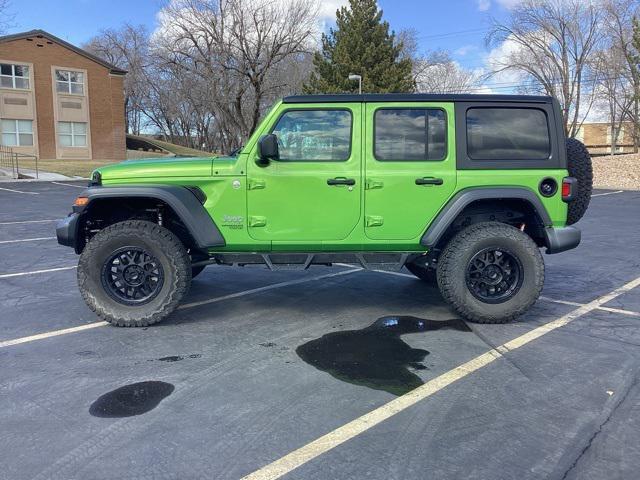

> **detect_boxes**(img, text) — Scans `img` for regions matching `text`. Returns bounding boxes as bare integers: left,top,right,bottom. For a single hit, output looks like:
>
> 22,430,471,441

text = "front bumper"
56,213,81,252
544,226,581,254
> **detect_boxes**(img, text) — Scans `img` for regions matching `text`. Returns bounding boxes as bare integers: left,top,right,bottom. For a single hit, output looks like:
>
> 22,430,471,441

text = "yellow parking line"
178,268,361,310
0,187,39,195
0,219,57,225
0,322,108,348
0,236,56,245
0,265,76,279
540,295,640,318
0,268,361,348
591,190,623,197
241,275,640,480
367,270,640,320
51,182,85,189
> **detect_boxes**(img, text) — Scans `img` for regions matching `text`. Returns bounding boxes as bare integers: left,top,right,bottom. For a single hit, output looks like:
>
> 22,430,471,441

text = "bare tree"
599,0,640,152
154,0,319,152
84,25,151,135
394,29,478,94
592,48,632,155
487,0,605,137
414,50,481,94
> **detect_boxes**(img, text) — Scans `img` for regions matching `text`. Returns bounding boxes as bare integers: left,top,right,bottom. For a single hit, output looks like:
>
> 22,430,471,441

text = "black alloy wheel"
466,247,523,304
101,247,165,305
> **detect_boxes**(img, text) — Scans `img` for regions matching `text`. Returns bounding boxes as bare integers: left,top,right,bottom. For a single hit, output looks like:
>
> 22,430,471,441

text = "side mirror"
257,134,279,166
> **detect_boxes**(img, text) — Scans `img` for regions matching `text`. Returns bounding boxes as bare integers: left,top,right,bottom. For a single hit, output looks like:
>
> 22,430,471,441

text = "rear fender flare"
420,187,552,248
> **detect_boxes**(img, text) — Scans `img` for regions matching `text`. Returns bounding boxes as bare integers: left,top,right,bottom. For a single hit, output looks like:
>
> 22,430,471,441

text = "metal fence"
0,145,39,179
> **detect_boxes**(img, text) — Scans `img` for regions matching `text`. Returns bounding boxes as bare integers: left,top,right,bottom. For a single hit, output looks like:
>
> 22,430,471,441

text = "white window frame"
0,63,30,90
1,119,34,147
55,69,84,95
58,121,87,147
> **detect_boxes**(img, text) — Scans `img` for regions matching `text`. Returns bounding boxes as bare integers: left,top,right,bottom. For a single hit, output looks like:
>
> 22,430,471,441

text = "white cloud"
497,0,524,8
483,34,527,86
454,44,479,56
317,0,348,20
476,0,523,11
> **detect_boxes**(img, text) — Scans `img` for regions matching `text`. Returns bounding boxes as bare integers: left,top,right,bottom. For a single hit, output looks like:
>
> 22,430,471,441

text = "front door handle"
327,178,356,186
415,177,443,186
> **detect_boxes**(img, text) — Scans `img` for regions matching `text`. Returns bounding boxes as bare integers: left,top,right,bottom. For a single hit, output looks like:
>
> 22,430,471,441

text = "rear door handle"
415,177,443,186
327,178,356,186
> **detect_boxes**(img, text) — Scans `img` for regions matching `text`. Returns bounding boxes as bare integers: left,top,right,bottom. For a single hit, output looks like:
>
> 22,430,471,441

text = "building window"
58,122,87,147
55,70,84,95
1,119,34,146
0,63,30,89
374,109,447,161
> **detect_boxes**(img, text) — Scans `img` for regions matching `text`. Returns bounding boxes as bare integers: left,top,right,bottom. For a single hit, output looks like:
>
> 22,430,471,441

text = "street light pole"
348,74,362,94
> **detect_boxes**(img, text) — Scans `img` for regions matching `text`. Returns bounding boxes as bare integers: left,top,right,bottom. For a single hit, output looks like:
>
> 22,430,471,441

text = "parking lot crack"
465,323,532,381
559,372,639,480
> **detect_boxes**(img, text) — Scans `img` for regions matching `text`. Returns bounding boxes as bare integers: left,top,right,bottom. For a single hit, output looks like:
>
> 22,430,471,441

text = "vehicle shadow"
161,268,453,327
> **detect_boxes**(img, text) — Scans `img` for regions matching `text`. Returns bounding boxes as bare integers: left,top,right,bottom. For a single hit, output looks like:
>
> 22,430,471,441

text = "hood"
95,156,235,180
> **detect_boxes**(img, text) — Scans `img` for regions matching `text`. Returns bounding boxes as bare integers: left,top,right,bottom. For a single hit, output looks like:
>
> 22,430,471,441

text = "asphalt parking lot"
1,180,639,480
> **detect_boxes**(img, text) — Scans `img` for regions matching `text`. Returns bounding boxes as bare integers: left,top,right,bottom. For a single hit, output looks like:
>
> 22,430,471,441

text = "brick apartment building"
0,29,126,161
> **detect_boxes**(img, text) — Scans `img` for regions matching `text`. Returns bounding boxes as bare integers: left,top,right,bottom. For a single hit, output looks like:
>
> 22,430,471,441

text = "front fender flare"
78,185,225,249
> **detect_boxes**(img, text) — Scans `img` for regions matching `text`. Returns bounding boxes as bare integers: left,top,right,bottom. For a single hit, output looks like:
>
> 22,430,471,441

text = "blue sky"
5,0,516,72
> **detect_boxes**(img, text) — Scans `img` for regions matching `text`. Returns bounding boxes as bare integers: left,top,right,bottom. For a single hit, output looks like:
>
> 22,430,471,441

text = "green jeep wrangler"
56,94,592,327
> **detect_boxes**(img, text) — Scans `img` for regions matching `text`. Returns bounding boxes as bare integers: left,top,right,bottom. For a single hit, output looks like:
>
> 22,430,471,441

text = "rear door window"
374,109,446,161
466,108,550,160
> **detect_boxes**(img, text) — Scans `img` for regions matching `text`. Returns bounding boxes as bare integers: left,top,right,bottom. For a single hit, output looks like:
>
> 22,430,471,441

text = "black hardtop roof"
283,93,553,104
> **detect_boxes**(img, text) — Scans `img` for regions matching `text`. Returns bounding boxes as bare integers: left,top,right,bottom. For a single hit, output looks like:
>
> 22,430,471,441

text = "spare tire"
566,137,593,225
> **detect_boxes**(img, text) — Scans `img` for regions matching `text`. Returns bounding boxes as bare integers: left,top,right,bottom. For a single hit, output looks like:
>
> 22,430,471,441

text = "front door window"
271,110,352,162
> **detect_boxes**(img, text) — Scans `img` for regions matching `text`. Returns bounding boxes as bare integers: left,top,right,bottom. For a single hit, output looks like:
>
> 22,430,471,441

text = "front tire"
437,222,544,324
78,220,191,327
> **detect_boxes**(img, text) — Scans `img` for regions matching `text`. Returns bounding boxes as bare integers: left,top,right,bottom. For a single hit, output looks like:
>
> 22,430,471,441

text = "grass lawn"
25,159,122,178
15,137,214,178
127,134,214,157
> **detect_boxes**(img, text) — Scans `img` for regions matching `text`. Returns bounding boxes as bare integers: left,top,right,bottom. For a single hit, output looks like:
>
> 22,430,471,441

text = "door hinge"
365,215,384,227
248,179,266,190
365,179,383,190
249,216,267,227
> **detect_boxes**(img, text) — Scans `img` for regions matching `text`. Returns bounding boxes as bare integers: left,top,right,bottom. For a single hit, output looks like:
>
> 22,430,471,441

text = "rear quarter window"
466,108,551,161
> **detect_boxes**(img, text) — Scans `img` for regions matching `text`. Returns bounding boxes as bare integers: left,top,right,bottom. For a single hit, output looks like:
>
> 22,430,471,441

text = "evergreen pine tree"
304,0,414,94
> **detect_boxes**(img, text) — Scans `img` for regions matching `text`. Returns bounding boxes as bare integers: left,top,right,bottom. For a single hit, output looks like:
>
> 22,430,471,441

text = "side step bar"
192,252,416,272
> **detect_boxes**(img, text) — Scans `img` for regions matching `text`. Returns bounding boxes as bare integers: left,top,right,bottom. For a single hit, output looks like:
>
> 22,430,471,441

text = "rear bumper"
544,226,581,254
56,213,81,252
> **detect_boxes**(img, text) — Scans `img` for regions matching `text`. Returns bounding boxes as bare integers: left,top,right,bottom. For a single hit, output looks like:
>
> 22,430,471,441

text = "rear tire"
566,138,593,225
437,222,544,324
78,220,191,327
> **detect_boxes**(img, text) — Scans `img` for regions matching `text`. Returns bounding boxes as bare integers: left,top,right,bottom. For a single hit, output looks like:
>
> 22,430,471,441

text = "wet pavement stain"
158,355,183,362
89,381,175,418
155,354,202,362
296,316,470,396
